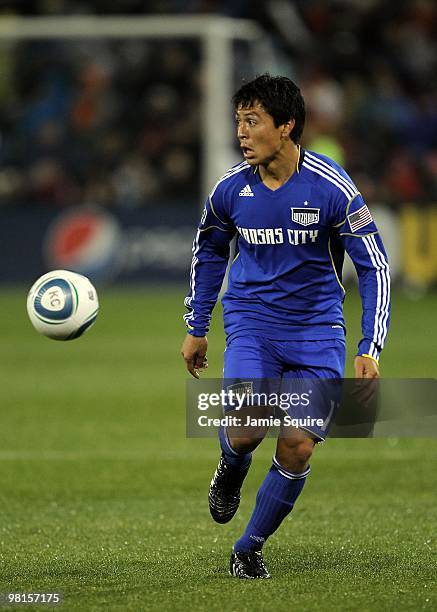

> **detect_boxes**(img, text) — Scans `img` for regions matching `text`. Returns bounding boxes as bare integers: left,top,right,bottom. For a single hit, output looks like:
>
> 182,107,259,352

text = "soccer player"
181,74,390,579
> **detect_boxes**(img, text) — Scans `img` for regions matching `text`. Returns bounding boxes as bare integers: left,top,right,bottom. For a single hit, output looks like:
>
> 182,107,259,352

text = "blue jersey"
184,148,390,362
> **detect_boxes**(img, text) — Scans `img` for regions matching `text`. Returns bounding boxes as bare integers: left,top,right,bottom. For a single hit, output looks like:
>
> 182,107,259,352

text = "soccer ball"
27,270,99,341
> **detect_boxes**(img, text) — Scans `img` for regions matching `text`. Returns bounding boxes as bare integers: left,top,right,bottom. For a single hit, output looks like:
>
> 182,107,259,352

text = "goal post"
0,14,266,198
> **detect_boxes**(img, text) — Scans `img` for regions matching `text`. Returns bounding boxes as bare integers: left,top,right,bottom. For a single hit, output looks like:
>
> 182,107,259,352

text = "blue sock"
218,425,252,469
234,456,310,552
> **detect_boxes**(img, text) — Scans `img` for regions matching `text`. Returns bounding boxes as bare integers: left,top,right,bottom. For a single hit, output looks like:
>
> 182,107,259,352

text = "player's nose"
237,124,247,140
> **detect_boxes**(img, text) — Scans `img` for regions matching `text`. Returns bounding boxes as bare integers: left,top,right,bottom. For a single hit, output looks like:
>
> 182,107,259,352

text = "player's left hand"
354,355,379,379
353,355,380,408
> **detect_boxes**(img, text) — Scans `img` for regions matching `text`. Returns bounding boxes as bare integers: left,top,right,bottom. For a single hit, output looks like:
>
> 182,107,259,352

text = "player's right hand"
181,334,208,379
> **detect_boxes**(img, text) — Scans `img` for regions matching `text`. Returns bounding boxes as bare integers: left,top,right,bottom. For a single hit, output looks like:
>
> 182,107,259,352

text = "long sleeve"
184,195,235,336
338,196,391,362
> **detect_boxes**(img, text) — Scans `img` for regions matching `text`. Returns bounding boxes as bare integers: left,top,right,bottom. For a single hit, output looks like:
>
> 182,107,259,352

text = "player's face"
235,103,290,166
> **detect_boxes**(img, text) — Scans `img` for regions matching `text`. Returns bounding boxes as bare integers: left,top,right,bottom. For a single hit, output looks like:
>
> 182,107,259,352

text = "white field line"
0,450,187,460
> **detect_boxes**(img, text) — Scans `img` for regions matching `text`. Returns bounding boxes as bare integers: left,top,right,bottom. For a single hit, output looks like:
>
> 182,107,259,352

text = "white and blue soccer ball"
27,270,99,341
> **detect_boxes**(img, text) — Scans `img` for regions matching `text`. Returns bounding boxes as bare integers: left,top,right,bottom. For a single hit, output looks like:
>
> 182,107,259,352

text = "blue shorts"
223,336,346,441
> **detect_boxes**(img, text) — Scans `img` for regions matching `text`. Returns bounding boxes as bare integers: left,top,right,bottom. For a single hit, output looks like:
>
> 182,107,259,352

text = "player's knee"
229,435,264,454
277,436,314,471
293,439,314,465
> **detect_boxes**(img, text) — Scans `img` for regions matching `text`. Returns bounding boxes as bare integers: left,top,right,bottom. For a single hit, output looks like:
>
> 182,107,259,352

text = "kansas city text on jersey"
236,226,319,245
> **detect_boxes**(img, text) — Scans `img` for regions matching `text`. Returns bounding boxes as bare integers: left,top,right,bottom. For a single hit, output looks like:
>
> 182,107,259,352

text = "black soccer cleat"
208,453,251,524
229,550,271,579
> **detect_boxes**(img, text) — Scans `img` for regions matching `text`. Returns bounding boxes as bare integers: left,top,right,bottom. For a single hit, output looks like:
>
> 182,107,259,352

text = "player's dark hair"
232,74,306,143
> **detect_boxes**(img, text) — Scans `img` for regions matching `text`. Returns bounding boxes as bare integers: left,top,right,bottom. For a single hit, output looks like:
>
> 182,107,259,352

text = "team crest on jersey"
291,208,320,226
226,381,254,395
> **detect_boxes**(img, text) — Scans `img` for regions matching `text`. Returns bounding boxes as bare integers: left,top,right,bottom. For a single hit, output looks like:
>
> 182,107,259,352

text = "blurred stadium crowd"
0,0,435,209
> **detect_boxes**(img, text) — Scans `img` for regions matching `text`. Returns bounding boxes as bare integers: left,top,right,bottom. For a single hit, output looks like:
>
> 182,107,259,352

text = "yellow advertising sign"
401,207,437,286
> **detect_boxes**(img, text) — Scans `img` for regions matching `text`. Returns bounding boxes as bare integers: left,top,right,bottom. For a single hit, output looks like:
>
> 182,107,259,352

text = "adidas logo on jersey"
239,185,254,197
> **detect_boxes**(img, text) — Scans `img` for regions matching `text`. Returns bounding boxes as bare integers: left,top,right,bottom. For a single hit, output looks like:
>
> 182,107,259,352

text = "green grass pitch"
0,286,436,611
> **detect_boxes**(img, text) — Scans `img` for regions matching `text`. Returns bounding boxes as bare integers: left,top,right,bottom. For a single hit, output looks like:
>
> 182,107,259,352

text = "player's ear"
281,118,295,139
